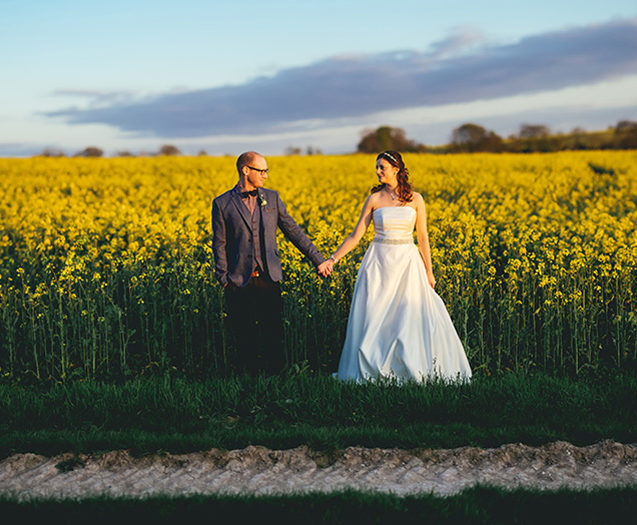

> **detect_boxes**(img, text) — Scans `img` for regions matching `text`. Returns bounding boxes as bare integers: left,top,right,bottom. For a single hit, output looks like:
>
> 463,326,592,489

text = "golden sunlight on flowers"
0,152,635,380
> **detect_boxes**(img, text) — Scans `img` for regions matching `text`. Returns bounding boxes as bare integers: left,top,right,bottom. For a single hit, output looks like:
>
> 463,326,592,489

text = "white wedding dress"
336,206,472,383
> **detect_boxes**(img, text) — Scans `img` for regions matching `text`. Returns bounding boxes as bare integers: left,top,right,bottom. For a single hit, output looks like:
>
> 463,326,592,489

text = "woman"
325,151,472,382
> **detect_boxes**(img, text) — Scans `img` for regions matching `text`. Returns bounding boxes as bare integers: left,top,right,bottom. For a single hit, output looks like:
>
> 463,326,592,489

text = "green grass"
1,486,636,524
1,370,635,456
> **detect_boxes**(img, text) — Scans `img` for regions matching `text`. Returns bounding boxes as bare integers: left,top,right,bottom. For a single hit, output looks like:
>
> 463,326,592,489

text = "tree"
357,126,425,153
614,120,637,149
451,123,503,152
284,146,302,155
452,123,487,148
75,146,103,157
615,120,637,133
513,124,552,152
481,132,505,152
39,147,66,157
158,144,181,156
519,124,551,139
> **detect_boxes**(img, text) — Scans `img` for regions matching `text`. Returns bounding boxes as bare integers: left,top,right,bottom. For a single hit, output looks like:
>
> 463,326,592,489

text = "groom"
212,151,332,374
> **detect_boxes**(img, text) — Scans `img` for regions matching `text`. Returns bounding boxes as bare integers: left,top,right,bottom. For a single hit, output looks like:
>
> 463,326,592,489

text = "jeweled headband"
381,152,398,164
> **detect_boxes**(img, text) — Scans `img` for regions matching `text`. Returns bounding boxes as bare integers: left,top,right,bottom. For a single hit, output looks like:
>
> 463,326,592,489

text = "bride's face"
376,158,398,185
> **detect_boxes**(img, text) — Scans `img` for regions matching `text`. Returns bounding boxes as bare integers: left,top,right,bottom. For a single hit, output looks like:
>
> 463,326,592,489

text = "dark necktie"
241,189,258,198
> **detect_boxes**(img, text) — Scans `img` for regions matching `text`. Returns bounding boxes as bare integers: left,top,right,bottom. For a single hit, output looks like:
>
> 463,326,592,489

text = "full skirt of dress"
336,240,472,383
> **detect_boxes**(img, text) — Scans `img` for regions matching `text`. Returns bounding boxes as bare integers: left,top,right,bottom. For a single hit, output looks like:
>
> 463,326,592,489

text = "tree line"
39,144,190,158
357,121,637,154
38,120,637,158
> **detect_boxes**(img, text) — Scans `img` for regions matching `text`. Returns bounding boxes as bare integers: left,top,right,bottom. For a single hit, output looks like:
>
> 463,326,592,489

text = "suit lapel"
230,190,252,229
258,189,274,231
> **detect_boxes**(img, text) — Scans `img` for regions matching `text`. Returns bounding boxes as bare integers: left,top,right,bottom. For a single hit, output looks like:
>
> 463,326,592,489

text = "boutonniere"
257,192,267,207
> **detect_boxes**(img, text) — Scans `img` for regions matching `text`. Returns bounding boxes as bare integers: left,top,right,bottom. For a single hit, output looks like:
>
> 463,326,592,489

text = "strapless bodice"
372,206,416,244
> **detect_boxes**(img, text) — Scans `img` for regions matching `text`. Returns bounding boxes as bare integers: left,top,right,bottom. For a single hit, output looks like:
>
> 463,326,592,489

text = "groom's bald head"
236,151,264,175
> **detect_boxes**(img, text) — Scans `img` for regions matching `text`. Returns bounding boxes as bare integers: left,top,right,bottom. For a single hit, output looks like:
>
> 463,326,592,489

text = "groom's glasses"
247,166,269,175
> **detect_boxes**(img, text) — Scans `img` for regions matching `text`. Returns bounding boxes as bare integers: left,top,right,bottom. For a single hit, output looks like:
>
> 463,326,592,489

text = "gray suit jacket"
212,186,325,287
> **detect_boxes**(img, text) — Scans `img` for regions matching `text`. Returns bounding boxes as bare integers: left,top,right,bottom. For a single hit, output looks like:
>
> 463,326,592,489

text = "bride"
325,151,472,383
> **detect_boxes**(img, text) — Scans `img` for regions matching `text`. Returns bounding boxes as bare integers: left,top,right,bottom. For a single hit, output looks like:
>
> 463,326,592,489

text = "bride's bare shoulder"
357,191,379,215
411,191,425,205
366,191,382,205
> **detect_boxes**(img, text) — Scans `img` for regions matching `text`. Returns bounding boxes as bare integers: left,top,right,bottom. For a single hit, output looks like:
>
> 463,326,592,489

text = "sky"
1,0,636,156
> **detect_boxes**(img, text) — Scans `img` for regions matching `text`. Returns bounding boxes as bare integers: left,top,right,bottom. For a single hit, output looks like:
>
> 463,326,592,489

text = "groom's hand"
317,260,333,278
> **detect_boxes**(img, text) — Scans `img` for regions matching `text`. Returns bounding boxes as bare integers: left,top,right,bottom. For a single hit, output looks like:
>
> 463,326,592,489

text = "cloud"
426,26,485,59
46,18,637,138
51,89,139,108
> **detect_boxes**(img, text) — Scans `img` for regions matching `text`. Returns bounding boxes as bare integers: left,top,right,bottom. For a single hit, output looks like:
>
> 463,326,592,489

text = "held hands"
317,256,336,278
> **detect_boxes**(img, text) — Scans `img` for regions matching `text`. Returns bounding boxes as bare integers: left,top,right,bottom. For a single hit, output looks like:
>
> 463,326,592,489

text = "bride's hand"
317,259,334,277
427,271,436,289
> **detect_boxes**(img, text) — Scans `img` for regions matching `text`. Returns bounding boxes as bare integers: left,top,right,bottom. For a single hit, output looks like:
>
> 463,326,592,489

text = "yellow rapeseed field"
0,152,635,380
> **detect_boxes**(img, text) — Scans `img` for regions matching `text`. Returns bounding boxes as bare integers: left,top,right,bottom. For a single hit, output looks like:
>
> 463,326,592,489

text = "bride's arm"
414,193,436,288
327,194,376,267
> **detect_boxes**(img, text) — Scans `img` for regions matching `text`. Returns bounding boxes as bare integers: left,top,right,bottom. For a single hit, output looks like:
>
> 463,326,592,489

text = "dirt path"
1,440,636,500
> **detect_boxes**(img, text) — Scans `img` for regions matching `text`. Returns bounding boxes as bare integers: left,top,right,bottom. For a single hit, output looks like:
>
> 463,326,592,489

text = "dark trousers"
224,275,284,375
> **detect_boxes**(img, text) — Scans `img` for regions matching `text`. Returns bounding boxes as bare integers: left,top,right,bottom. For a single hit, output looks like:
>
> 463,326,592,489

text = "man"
212,151,332,374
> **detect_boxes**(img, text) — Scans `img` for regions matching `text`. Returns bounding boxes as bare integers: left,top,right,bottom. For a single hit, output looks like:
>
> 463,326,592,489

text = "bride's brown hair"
371,150,413,202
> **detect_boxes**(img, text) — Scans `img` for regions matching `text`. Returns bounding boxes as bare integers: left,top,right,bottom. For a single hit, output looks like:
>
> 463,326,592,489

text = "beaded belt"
373,237,413,245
